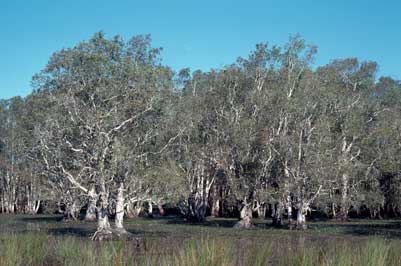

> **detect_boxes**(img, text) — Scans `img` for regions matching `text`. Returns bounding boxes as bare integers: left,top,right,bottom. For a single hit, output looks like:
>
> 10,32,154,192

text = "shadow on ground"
166,217,237,228
309,220,401,239
43,227,94,237
20,215,64,223
2,214,401,240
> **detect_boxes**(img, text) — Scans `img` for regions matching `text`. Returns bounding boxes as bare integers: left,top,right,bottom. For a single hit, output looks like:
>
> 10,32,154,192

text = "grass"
0,233,400,266
0,215,401,265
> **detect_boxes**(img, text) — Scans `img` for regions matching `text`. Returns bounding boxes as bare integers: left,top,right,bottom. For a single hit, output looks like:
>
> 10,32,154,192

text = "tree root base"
295,224,307,230
83,216,97,222
62,216,79,223
92,228,143,246
233,220,255,229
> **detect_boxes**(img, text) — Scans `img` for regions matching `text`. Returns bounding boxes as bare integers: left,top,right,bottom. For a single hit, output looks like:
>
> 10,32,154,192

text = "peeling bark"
296,206,307,230
187,159,214,222
92,191,112,241
84,186,97,221
93,184,134,241
234,202,254,229
63,199,80,221
115,183,125,230
97,192,111,231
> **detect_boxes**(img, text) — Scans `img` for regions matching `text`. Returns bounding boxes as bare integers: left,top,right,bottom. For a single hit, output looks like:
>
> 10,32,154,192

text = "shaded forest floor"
1,215,401,265
2,214,401,240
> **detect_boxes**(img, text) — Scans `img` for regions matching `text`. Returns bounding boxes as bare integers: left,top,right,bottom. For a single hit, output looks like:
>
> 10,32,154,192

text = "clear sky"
1,0,400,99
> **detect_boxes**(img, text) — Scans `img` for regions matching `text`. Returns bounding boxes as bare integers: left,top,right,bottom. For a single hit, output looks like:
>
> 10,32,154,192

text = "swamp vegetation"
1,215,401,266
1,32,401,264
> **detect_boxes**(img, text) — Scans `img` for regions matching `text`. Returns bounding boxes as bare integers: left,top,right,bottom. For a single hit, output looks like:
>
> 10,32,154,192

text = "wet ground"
1,214,401,266
1,214,401,248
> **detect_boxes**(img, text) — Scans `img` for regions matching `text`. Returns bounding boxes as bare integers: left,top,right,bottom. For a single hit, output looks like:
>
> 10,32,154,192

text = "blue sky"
1,0,400,99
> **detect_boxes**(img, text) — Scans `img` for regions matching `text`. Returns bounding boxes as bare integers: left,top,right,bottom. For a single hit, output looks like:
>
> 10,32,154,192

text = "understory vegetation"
2,234,401,266
1,215,401,266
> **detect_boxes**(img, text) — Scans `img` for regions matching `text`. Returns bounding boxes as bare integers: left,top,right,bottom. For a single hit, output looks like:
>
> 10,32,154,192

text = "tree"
33,32,171,239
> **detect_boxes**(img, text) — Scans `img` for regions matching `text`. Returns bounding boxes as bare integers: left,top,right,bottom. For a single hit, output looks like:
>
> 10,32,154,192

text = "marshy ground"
1,215,401,265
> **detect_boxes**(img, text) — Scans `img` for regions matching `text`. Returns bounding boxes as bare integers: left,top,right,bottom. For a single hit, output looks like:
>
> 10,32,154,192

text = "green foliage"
1,32,401,225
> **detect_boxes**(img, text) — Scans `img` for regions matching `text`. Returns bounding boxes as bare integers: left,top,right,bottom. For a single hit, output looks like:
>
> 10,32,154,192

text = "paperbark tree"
33,32,170,240
2,32,401,229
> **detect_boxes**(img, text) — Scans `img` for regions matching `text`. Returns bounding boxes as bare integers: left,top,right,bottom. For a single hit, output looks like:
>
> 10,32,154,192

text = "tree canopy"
1,32,401,233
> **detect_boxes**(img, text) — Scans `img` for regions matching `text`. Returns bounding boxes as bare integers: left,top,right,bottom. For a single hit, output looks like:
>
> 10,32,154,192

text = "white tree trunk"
97,192,111,232
187,158,214,222
126,200,142,218
234,201,254,229
339,173,349,221
64,199,79,221
157,203,165,216
85,186,97,221
287,194,293,227
1,194,4,213
296,207,307,230
115,183,125,230
93,184,132,241
33,200,41,214
211,199,220,217
147,200,153,218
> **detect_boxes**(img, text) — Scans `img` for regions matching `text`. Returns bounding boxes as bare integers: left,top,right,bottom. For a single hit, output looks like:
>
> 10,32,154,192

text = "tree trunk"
126,201,142,218
254,201,262,218
234,202,254,229
329,189,336,218
95,191,111,232
186,159,214,222
26,185,31,214
188,192,207,222
115,183,126,231
33,200,41,214
92,190,112,241
147,200,153,218
211,199,220,217
296,207,307,230
93,184,133,241
295,184,308,230
64,199,79,221
339,173,349,221
287,194,293,228
272,201,283,226
157,203,165,216
1,194,4,213
85,186,97,221
258,203,267,219
211,185,220,217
